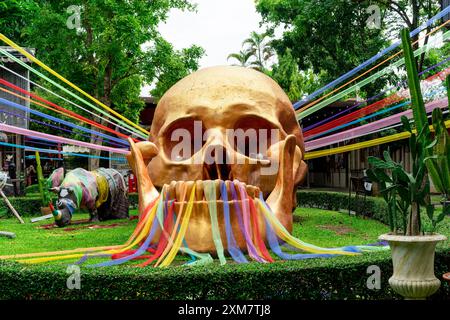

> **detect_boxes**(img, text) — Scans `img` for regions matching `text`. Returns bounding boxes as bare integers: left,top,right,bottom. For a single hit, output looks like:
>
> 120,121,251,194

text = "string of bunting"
305,98,448,151
304,119,450,160
0,97,129,147
0,78,134,141
0,141,128,162
0,123,129,155
307,86,446,141
0,108,127,148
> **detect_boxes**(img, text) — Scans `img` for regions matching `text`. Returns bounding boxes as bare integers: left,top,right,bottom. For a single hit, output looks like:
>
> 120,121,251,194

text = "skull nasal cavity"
203,144,231,181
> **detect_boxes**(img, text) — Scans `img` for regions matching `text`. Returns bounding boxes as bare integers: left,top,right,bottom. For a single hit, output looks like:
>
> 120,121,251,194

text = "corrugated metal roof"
0,46,35,64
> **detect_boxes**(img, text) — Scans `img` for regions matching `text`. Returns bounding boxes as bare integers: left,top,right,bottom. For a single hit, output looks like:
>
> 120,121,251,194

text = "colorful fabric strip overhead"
297,29,450,120
0,47,147,139
293,5,450,109
305,98,448,151
302,58,450,132
0,97,129,146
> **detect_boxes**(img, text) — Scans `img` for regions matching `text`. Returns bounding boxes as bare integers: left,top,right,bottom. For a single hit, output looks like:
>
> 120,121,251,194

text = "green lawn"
0,207,390,258
0,206,448,265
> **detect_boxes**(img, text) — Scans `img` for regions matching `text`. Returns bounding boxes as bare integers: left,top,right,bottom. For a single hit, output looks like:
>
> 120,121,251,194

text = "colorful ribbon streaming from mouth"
13,180,388,267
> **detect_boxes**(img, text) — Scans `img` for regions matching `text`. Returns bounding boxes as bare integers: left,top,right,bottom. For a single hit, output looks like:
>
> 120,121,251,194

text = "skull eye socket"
162,118,206,161
231,116,279,158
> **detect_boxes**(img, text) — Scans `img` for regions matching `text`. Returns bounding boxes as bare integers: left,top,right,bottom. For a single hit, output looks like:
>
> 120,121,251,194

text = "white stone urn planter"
379,233,447,300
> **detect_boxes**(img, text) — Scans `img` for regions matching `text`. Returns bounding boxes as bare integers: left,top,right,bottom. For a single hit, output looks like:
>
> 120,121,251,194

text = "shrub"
0,250,448,300
24,184,40,194
0,196,43,218
296,190,389,224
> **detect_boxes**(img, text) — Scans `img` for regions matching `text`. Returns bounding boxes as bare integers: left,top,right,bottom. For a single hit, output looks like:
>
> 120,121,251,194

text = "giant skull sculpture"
127,66,307,253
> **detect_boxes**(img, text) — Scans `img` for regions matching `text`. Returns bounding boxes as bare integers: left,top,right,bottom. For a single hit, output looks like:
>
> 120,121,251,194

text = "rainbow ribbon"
13,181,388,267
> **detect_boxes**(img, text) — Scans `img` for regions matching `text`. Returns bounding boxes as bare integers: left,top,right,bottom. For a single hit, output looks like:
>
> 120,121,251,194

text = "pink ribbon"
305,98,448,151
0,123,130,155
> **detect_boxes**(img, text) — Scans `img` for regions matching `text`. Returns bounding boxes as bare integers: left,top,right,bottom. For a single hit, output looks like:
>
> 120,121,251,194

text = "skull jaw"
149,199,293,253
127,135,303,254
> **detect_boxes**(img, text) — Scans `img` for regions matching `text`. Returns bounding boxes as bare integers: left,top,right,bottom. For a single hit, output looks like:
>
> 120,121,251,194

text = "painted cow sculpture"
48,167,129,227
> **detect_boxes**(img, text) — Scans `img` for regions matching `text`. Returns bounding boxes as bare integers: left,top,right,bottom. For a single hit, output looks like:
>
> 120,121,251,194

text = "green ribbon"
204,181,227,265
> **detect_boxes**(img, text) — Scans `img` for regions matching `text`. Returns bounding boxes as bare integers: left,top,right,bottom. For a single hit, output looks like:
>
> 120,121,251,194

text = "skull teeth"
164,179,260,202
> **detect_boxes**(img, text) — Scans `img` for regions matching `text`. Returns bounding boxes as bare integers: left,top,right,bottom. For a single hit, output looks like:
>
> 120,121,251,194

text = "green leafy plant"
366,117,429,235
366,28,449,235
425,103,450,202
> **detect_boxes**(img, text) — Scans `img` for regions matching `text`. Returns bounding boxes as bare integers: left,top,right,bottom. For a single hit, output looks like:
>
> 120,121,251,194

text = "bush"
129,193,138,208
24,184,40,194
297,190,389,224
0,250,448,300
0,196,43,217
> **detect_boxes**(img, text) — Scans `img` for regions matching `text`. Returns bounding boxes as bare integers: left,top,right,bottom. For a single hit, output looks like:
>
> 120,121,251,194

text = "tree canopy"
2,0,205,124
1,0,205,167
256,0,388,88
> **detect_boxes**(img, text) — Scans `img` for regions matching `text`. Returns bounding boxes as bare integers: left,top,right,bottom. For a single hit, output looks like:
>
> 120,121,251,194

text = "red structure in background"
128,172,137,193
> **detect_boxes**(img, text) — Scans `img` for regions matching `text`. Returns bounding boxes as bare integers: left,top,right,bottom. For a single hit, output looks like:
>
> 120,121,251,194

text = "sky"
140,0,275,96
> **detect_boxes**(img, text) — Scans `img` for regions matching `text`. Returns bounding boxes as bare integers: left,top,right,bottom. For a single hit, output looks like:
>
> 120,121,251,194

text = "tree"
150,38,204,102
227,31,275,71
269,49,325,102
227,50,253,67
2,0,204,169
242,31,275,70
371,0,441,71
0,0,38,41
256,0,389,97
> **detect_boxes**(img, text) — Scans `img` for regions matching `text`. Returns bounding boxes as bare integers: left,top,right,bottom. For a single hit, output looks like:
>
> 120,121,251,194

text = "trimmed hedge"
0,250,448,300
297,190,389,224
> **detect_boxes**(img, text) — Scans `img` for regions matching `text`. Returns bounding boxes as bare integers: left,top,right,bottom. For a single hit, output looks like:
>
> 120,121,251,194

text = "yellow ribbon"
305,120,450,160
256,199,358,256
158,184,196,267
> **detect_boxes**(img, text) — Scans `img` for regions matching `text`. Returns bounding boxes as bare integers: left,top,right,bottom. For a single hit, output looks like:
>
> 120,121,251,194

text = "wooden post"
0,189,24,224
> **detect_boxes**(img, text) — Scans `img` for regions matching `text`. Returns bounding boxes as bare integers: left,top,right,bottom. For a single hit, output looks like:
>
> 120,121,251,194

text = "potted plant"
366,28,448,300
